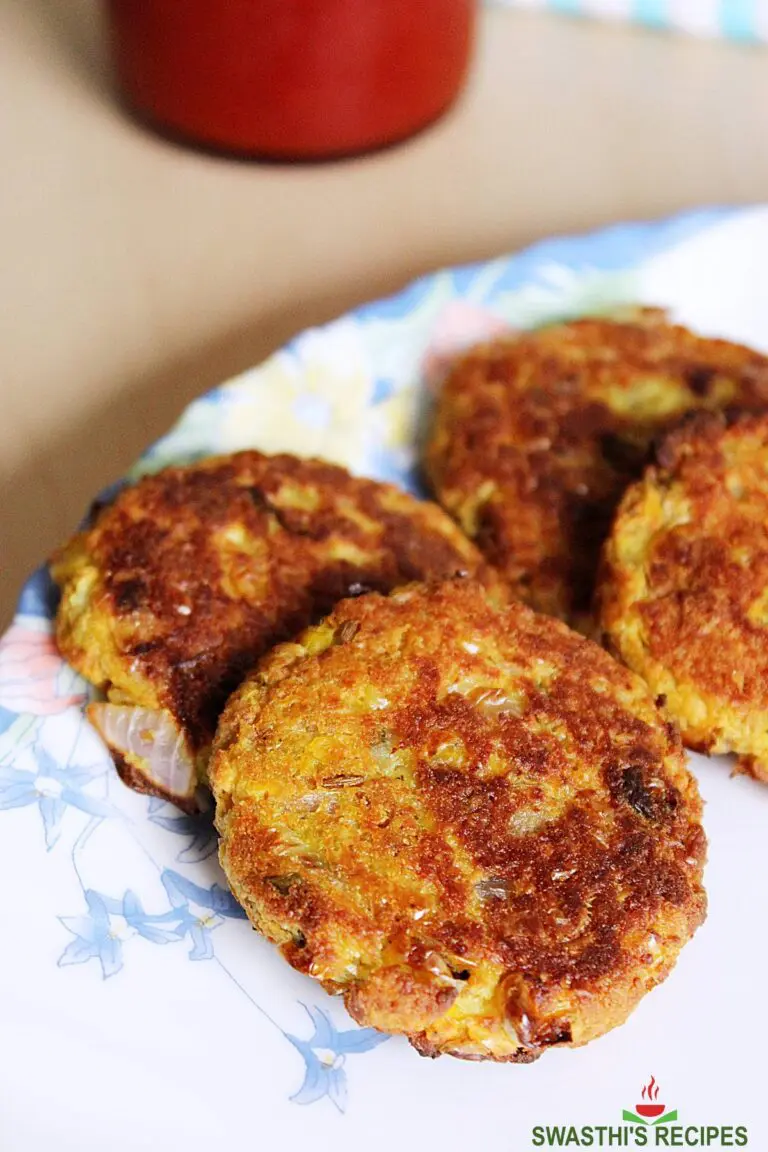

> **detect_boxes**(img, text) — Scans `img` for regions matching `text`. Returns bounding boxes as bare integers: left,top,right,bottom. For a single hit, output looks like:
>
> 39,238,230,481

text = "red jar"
106,0,477,160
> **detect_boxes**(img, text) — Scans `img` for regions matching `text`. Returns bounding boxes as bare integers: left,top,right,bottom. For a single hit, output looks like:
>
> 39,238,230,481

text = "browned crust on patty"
52,451,489,758
211,579,706,1061
597,409,768,770
425,311,768,623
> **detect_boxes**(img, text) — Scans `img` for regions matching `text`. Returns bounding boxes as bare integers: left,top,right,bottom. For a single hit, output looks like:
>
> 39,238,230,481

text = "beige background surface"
1,0,767,625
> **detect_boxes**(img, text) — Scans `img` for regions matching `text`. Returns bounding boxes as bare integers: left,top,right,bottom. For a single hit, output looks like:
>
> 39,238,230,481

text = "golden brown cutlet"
424,310,768,626
210,578,706,1062
52,451,490,809
598,408,768,782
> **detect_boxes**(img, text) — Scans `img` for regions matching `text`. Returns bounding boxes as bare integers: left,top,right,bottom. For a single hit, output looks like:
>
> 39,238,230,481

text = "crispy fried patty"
52,452,487,802
210,579,706,1061
598,410,768,781
425,310,768,625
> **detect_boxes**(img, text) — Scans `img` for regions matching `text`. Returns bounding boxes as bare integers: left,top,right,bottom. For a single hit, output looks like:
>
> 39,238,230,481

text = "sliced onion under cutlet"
87,702,198,811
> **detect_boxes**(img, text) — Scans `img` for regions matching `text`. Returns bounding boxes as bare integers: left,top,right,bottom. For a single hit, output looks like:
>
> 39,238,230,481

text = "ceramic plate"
3,207,767,1152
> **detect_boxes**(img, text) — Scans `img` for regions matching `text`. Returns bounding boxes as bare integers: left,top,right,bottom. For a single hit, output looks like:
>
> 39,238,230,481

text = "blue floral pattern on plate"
0,747,115,850
285,1004,390,1112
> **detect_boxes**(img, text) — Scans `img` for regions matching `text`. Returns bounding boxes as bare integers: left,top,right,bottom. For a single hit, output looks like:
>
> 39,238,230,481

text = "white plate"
2,207,766,1152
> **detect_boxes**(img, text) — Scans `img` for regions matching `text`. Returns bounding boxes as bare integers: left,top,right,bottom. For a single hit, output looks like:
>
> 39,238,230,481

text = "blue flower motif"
121,890,186,945
57,869,246,980
161,868,246,919
160,868,245,960
284,1004,389,1112
0,747,114,849
58,890,124,979
147,805,217,863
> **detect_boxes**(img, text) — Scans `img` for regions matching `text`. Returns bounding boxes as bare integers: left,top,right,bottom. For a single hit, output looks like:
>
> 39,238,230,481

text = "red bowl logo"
636,1103,665,1119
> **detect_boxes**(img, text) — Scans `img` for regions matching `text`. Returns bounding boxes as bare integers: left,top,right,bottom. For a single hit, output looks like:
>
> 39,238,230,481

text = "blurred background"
1,0,767,624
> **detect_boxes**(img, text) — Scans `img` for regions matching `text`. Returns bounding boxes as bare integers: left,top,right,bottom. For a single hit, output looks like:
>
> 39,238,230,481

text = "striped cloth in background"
491,0,768,42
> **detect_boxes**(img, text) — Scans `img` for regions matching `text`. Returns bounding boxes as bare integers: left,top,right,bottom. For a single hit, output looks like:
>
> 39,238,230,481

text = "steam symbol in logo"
623,1078,678,1126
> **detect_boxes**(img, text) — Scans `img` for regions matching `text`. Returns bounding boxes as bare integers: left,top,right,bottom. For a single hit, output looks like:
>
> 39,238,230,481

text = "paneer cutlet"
52,451,489,810
598,409,768,782
424,310,768,626
210,579,706,1062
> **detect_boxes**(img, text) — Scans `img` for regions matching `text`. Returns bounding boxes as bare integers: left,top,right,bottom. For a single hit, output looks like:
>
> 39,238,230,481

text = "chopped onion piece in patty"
88,702,197,809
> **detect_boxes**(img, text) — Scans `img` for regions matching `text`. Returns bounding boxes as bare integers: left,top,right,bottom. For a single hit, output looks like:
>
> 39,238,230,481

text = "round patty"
424,310,768,626
598,409,768,782
52,452,488,808
210,578,706,1062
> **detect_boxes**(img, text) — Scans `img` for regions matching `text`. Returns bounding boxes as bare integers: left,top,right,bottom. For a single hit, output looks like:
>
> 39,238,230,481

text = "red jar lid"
107,0,477,160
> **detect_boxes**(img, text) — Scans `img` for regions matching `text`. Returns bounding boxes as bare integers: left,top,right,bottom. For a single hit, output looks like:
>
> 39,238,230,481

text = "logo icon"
623,1076,678,1126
